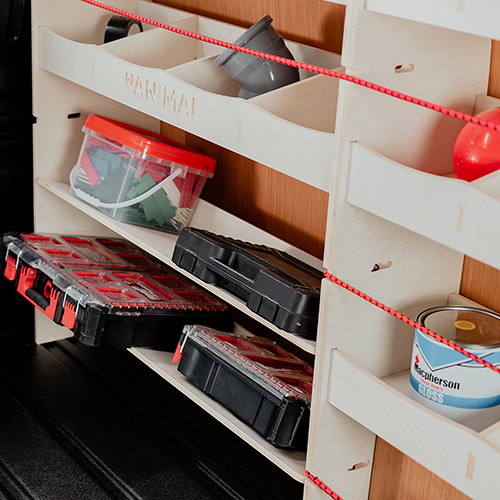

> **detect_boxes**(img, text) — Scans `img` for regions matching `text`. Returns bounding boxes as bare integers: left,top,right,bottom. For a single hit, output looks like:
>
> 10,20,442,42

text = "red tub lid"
83,115,216,174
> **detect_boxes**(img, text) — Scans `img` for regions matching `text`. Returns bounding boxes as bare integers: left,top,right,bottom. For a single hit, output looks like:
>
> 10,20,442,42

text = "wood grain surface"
155,1,499,498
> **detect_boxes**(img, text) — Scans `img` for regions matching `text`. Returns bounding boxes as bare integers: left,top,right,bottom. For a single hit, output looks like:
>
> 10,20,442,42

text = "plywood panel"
369,39,500,500
157,2,498,499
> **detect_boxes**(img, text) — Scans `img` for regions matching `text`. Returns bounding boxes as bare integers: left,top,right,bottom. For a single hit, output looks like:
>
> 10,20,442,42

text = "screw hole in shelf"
371,261,392,272
348,459,370,471
394,63,414,74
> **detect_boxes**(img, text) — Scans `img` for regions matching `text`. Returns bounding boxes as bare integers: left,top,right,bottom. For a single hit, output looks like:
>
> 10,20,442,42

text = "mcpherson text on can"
410,305,500,431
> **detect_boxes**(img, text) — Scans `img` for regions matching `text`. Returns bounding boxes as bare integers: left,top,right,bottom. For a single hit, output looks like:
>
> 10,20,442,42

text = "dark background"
0,0,34,347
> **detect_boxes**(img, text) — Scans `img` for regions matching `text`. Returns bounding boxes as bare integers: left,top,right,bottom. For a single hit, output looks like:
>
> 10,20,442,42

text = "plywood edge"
37,177,319,354
38,26,336,191
345,141,500,270
328,348,500,499
364,0,500,41
129,346,308,482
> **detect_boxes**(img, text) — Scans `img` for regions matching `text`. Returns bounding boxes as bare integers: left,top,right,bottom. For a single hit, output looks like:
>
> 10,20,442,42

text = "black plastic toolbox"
175,325,312,450
172,227,323,339
1,232,234,349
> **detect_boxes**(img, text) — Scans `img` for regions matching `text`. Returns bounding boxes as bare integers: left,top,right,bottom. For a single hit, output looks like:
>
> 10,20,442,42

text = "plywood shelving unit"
31,0,500,498
308,1,500,499
31,0,335,487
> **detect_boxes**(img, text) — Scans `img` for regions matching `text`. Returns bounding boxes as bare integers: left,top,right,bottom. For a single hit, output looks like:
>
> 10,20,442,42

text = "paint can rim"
416,305,500,350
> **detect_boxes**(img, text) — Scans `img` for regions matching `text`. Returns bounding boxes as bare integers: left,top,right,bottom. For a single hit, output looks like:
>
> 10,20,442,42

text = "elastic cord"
324,270,500,375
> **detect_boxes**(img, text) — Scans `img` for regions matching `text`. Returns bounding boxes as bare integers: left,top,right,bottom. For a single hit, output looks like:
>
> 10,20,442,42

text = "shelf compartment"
38,1,340,193
252,73,341,133
345,141,500,270
129,341,307,482
319,293,500,500
364,0,500,42
328,349,500,500
37,177,320,354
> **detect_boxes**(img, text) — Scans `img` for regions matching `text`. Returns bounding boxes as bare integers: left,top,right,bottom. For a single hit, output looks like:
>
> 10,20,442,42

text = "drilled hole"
348,459,370,471
67,112,81,119
371,261,392,272
394,63,414,74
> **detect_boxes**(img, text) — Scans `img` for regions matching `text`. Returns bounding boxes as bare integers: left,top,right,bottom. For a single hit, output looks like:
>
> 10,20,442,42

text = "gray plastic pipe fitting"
214,15,300,99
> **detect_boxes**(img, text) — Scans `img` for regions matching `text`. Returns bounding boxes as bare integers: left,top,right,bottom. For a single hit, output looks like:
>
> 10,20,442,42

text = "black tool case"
172,227,323,339
176,325,313,450
1,232,234,349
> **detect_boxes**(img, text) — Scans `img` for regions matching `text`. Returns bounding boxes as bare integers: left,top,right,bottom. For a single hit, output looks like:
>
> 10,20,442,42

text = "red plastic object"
80,149,100,186
84,115,216,174
453,107,500,182
2,232,234,350
61,300,77,329
4,255,16,281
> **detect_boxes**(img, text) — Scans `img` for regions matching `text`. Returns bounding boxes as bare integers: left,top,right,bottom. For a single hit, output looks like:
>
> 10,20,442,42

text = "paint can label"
410,327,500,409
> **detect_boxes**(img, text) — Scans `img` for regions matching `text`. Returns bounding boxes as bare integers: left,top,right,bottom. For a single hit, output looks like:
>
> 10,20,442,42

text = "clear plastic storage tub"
70,115,216,233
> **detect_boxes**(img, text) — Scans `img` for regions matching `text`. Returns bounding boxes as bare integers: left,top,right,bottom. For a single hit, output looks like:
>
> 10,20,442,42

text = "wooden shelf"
37,0,341,192
328,350,500,500
345,141,500,270
364,0,500,41
129,339,307,482
38,177,320,354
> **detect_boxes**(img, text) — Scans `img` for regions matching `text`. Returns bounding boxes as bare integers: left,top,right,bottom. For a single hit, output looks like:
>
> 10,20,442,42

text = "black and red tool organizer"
175,324,313,450
1,232,234,349
172,227,323,339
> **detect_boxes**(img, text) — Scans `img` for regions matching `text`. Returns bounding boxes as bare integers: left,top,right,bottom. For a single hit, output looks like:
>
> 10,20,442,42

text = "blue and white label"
410,328,500,410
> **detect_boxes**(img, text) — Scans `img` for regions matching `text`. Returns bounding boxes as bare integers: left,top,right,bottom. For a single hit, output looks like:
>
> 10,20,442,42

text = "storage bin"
172,227,322,339
70,115,216,233
2,233,234,349
176,325,312,450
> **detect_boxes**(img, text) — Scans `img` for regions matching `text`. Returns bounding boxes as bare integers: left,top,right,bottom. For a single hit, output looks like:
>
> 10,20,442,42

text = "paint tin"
410,305,500,431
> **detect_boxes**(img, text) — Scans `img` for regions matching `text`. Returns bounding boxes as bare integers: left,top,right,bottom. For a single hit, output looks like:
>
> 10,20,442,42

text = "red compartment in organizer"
61,237,115,263
275,376,313,394
95,287,140,302
174,290,215,304
250,341,297,359
111,272,177,302
150,275,189,289
43,249,84,262
242,354,307,371
2,232,235,351
212,335,260,352
23,234,62,245
72,270,114,284
96,239,136,251
116,253,157,267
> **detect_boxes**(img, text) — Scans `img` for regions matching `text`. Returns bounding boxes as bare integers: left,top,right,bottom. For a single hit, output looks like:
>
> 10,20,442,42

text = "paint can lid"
416,305,500,348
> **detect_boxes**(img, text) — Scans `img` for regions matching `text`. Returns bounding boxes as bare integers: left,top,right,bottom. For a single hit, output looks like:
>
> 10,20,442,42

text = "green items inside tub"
74,146,186,233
